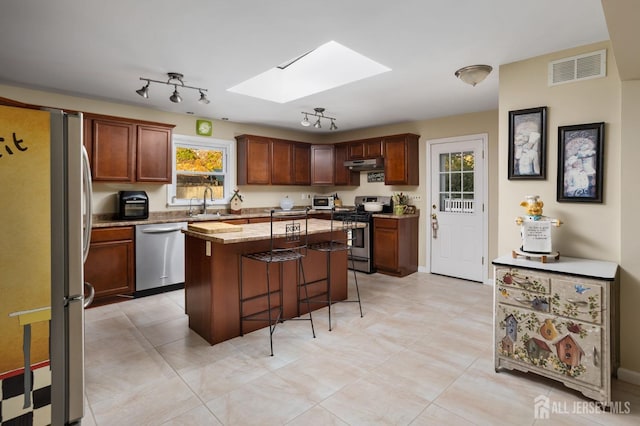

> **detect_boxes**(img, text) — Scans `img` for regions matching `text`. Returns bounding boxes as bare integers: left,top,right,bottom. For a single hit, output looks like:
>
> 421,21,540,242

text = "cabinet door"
236,135,271,184
84,227,135,302
373,219,398,272
334,143,359,186
384,134,419,185
137,125,172,183
293,143,311,185
310,145,335,185
348,139,383,160
91,119,135,182
365,139,383,158
496,304,602,387
271,139,294,184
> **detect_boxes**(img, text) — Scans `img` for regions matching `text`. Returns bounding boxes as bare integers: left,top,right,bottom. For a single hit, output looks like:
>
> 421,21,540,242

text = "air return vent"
548,49,606,86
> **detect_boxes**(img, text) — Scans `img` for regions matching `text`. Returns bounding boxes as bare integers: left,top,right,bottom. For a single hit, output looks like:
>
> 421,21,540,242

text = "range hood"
344,157,384,171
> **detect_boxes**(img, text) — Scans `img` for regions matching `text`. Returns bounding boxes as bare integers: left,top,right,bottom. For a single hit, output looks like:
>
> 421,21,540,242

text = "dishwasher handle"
140,225,185,234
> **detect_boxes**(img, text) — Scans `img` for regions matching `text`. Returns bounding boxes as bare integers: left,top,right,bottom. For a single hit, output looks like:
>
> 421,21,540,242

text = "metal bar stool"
239,208,315,356
307,208,363,331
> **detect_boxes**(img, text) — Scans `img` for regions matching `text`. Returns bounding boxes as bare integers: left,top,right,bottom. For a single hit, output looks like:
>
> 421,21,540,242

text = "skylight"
227,41,391,103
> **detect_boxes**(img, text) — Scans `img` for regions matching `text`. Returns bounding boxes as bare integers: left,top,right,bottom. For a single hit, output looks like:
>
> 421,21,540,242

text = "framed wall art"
508,106,547,180
557,122,604,203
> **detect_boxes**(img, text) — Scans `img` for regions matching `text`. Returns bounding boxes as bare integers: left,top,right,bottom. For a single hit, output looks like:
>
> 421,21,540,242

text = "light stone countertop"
183,218,366,244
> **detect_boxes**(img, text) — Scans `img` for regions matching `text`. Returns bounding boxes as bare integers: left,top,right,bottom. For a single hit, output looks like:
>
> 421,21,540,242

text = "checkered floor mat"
0,364,51,426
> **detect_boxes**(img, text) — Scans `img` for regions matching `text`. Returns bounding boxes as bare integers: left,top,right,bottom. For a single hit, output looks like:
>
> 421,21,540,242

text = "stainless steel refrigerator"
0,104,93,425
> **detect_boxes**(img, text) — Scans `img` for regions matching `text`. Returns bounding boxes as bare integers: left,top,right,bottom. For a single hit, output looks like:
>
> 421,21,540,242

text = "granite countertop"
183,218,366,244
91,207,318,228
371,212,420,219
91,208,420,228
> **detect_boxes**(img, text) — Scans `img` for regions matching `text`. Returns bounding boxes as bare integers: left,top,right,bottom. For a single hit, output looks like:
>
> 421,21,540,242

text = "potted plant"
392,192,408,215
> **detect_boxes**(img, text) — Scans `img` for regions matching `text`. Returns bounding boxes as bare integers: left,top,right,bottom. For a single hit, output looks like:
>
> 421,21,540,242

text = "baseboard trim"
617,367,640,386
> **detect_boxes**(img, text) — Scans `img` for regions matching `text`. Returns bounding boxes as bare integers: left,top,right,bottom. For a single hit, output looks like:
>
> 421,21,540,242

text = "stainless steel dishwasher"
135,222,187,296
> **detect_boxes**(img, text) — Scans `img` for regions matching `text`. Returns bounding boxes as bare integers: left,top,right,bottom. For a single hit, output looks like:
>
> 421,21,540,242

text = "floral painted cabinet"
492,256,618,404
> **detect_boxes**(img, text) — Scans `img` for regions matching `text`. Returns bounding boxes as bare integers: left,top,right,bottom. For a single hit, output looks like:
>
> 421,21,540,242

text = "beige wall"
498,41,621,261
499,41,640,377
620,80,640,373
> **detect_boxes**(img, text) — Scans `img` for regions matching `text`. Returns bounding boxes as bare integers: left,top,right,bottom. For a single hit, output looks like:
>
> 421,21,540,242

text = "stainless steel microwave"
312,195,335,210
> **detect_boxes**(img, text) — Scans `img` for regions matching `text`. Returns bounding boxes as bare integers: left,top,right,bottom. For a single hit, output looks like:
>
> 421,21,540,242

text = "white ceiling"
0,0,609,133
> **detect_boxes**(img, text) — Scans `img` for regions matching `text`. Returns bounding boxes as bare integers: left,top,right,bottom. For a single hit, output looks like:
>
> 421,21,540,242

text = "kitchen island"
182,218,354,345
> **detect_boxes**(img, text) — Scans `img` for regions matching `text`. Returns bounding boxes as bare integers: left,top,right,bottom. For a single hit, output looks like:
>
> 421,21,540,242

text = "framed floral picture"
508,106,547,180
557,122,605,203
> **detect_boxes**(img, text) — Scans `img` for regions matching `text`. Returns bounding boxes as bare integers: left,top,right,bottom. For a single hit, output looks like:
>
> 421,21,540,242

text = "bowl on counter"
280,196,294,211
363,201,383,212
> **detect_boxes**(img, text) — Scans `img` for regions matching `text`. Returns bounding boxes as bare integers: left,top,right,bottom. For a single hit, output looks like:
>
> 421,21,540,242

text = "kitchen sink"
192,213,236,220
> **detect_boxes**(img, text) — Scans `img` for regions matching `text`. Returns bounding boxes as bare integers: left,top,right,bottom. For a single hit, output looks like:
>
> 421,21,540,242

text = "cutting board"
188,222,243,234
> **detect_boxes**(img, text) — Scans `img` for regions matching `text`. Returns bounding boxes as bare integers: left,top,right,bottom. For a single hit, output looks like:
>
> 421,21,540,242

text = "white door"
429,134,487,282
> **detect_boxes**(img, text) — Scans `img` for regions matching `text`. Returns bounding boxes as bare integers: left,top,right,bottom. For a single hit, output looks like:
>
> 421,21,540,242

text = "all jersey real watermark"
534,395,631,420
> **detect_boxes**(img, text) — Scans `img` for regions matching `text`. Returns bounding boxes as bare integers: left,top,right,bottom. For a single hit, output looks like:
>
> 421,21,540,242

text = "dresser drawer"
551,278,603,324
495,268,550,294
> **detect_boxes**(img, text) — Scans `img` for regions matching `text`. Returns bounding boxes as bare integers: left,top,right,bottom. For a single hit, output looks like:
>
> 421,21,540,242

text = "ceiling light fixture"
300,107,338,131
454,64,493,87
136,72,210,104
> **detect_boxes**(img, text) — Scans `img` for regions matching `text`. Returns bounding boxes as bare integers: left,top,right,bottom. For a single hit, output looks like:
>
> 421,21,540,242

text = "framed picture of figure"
557,122,605,203
508,106,547,180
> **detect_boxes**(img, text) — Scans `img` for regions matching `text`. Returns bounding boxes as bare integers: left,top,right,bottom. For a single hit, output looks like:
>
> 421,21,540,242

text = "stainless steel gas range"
333,196,392,273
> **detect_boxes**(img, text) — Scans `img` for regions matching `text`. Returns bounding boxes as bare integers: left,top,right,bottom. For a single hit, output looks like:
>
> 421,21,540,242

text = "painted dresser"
492,255,619,404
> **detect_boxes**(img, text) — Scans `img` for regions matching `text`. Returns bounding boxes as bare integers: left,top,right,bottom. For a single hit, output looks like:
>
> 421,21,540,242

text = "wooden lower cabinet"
492,256,619,404
84,227,135,305
373,216,418,277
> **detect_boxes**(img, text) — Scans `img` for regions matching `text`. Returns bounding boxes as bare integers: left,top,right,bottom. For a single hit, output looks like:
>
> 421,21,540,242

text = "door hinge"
482,256,485,265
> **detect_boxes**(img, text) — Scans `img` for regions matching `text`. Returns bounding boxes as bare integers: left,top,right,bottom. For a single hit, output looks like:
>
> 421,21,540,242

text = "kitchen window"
167,134,236,207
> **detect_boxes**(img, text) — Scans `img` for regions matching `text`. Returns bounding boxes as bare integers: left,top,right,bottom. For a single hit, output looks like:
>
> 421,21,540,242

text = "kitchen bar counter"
183,218,352,345
183,218,365,244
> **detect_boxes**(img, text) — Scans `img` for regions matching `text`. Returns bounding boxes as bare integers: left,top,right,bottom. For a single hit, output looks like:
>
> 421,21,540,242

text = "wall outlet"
409,194,422,201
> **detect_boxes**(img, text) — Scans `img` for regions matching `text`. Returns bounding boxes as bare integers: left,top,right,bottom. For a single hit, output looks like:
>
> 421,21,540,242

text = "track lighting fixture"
136,72,210,105
299,107,338,131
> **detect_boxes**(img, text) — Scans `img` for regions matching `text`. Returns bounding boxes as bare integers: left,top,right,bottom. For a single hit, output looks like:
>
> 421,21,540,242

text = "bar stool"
238,208,315,356
308,208,363,331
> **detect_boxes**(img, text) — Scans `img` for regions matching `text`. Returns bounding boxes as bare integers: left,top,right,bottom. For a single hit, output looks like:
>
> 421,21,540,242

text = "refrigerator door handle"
82,145,93,263
83,282,95,308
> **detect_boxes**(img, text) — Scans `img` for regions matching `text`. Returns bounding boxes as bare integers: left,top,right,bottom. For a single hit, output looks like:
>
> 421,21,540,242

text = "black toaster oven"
117,191,149,220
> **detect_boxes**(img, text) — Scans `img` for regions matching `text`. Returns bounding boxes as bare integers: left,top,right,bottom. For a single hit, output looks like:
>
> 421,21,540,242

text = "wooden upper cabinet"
236,134,271,185
310,144,335,185
271,139,294,185
137,125,172,183
237,135,311,185
334,142,359,186
91,119,136,182
348,138,384,160
383,133,420,185
85,114,173,183
293,143,311,185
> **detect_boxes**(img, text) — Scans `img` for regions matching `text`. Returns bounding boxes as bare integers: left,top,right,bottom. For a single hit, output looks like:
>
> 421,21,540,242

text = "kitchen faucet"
203,186,214,215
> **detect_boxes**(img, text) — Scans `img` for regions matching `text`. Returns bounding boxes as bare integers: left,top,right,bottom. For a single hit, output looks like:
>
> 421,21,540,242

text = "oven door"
347,224,373,273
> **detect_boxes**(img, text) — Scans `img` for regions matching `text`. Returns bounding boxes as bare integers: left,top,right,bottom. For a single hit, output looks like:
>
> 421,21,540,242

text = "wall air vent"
548,49,606,86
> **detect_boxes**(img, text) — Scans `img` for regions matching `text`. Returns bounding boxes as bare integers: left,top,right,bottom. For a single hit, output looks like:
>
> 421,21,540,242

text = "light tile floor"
82,272,640,425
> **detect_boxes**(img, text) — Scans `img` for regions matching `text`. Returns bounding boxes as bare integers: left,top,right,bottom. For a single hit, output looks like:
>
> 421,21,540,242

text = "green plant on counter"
392,192,408,205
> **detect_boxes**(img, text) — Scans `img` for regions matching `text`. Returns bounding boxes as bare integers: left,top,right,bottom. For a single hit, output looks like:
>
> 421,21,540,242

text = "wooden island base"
184,221,349,345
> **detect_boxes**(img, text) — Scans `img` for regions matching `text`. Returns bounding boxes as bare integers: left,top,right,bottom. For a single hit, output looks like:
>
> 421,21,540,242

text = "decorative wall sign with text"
367,171,384,183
